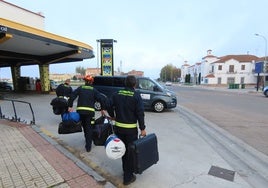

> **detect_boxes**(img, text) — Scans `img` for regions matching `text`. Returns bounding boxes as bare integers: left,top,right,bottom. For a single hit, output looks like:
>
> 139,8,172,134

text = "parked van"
93,76,177,112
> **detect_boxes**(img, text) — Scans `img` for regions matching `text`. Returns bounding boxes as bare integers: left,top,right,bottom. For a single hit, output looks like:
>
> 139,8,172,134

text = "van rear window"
93,76,126,87
94,77,113,86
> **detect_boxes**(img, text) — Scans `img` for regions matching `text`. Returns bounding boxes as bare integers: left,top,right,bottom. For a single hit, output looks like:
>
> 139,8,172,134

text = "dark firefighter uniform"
108,86,146,184
50,80,72,115
56,79,72,99
68,76,106,152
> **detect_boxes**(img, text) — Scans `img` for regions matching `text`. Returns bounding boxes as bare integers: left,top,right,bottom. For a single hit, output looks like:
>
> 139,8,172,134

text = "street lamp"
96,39,101,69
255,33,267,89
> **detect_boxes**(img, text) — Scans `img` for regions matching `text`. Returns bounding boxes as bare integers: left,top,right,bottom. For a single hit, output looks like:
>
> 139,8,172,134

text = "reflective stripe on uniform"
81,85,93,90
118,90,134,97
77,106,95,112
91,117,95,125
115,121,137,128
58,96,69,100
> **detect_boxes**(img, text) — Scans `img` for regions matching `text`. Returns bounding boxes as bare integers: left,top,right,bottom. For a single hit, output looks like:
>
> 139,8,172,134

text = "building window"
229,65,234,73
241,64,245,70
227,77,235,84
217,77,222,84
240,77,245,84
211,65,214,73
218,65,222,70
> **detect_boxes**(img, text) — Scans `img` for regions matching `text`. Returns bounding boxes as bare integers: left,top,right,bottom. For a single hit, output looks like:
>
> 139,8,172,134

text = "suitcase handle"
139,134,146,139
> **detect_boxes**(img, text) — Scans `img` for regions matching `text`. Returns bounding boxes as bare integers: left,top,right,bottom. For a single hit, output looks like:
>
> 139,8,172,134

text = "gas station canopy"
0,18,94,68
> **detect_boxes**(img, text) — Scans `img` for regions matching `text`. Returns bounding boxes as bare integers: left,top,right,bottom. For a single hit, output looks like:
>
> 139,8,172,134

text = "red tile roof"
205,74,215,78
202,54,218,59
212,55,261,63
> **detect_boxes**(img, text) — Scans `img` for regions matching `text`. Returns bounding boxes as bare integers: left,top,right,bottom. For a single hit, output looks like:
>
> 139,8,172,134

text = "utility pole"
255,33,267,89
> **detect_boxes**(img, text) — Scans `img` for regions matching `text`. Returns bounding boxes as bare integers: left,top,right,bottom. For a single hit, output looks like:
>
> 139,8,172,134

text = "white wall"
212,59,256,84
0,1,45,29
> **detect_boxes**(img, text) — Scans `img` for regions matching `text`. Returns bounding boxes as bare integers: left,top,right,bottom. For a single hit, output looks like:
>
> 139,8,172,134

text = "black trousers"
80,114,94,150
116,132,138,182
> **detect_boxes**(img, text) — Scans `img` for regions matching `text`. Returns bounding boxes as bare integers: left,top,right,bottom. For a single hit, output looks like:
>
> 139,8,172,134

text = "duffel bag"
62,112,80,122
92,116,113,146
58,120,82,134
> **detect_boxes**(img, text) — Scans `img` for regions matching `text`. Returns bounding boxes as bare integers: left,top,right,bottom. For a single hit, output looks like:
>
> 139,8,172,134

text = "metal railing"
0,99,35,125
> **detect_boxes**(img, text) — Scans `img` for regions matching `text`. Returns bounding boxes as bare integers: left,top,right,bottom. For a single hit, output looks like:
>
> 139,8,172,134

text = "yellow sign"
101,46,113,76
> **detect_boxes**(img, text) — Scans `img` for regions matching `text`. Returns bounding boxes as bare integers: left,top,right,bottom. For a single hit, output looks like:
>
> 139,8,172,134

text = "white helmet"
105,134,126,160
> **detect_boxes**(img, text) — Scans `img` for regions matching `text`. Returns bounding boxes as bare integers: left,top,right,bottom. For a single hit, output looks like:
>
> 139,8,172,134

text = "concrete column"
39,64,50,93
11,65,21,91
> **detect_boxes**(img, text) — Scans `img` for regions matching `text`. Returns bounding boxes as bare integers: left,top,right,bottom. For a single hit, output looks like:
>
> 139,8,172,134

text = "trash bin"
229,83,236,89
18,77,29,92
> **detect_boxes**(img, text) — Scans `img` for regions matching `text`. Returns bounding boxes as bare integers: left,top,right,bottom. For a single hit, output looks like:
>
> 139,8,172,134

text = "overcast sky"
1,0,268,79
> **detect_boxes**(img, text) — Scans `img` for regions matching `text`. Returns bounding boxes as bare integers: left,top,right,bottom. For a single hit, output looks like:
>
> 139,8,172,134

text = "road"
171,85,268,156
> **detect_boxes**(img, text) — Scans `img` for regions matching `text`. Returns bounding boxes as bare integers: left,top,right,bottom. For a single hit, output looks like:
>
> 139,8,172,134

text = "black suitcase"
129,133,159,174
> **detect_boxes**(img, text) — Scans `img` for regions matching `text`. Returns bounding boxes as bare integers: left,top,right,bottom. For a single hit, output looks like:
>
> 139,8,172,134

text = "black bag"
50,97,68,115
58,120,82,134
129,133,159,174
92,116,113,146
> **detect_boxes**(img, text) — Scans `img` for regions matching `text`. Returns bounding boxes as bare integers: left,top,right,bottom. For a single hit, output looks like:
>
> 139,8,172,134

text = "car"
165,81,172,86
50,80,58,91
0,81,13,91
93,76,177,112
263,86,268,97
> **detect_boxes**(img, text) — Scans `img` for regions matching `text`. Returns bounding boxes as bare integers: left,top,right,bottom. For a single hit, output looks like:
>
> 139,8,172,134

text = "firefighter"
68,75,106,152
56,79,72,99
53,79,73,115
107,75,146,185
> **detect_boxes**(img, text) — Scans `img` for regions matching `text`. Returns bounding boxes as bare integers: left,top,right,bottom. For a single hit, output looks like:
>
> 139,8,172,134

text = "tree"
72,76,77,80
75,66,86,76
160,64,181,82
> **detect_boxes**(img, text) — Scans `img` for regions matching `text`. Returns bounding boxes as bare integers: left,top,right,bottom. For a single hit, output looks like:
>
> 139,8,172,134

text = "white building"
207,55,258,85
181,50,262,87
180,61,190,83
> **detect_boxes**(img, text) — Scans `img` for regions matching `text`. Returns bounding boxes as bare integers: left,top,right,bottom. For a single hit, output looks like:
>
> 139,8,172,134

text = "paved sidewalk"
186,84,261,94
0,119,113,188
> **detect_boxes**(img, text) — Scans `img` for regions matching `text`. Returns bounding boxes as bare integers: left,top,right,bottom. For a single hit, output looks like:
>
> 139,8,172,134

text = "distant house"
127,70,144,77
180,62,190,83
181,50,263,86
49,73,74,82
206,54,259,85
85,68,101,76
